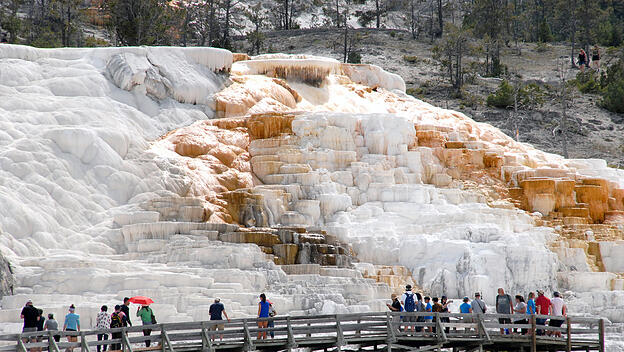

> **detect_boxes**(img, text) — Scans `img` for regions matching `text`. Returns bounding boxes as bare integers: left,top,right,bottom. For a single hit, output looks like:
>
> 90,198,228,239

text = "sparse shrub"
406,87,426,97
601,77,624,113
460,89,483,108
537,21,554,42
347,51,362,64
355,10,375,27
85,36,109,47
389,31,396,38
486,80,515,108
487,80,545,109
575,71,601,94
403,55,420,64
535,42,550,53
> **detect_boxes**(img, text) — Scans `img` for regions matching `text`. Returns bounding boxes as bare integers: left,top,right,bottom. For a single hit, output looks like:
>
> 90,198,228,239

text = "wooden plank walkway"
0,312,605,352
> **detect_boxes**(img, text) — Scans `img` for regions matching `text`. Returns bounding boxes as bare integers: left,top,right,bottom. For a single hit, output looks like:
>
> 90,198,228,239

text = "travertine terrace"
0,46,623,349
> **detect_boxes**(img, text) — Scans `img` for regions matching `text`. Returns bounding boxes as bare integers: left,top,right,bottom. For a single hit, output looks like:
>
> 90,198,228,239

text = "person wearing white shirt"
548,292,567,337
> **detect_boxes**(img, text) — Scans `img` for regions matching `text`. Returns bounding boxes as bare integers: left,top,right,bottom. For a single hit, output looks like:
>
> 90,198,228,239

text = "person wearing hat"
471,293,486,315
209,298,230,341
400,285,416,334
386,293,403,312
63,305,80,352
535,290,551,336
548,292,567,337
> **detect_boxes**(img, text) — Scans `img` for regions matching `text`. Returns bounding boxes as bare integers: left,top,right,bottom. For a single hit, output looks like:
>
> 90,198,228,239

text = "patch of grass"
460,90,483,108
85,36,109,47
406,87,427,97
535,42,550,53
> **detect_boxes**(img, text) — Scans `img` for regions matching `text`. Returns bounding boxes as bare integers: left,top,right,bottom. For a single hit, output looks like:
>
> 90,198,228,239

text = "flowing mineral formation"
0,46,623,349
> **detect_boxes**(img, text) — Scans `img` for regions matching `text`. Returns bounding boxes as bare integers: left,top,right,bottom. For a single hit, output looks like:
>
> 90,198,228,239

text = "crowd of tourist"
387,285,568,336
20,293,277,350
20,287,568,350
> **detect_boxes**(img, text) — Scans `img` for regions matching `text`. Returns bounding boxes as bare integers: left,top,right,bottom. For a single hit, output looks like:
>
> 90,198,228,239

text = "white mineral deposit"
1,46,623,350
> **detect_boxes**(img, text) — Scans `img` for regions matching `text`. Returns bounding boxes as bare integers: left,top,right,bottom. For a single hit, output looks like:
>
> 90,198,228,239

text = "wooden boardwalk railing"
0,312,605,352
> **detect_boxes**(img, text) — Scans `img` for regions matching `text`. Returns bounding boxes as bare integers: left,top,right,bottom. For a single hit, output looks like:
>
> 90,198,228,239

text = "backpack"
404,293,416,312
110,312,122,328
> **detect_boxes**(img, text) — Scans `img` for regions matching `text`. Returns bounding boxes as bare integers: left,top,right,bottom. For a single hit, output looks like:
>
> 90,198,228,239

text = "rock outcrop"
0,250,14,299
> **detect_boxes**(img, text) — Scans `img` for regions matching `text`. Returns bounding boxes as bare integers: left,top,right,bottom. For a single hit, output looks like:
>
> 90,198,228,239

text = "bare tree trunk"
343,20,348,62
336,0,340,27
437,0,443,36
409,0,414,38
207,0,214,46
375,0,380,28
284,0,290,29
569,0,577,67
223,0,231,48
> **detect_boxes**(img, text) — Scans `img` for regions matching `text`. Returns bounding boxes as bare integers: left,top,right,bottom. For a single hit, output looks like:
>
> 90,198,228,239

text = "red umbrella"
129,296,154,305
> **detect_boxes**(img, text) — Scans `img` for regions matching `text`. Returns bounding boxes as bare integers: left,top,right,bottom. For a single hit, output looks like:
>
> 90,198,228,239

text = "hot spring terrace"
1,312,605,352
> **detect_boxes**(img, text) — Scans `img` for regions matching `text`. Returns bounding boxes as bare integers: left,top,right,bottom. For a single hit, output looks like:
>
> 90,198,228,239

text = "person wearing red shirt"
535,290,551,336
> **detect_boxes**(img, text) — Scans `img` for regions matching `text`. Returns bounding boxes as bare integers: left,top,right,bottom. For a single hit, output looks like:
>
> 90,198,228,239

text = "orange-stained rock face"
152,119,254,222
215,76,300,118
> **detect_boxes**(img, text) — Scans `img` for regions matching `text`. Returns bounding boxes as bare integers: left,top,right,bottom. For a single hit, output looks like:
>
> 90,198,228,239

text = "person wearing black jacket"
120,298,132,326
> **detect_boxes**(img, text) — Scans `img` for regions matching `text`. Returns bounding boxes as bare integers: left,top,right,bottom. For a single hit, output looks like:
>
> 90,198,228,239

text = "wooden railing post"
599,319,605,352
530,315,537,352
566,317,572,352
287,316,297,351
161,326,173,352
17,335,27,352
49,331,60,352
201,322,214,352
243,319,254,352
335,315,345,351
121,329,133,352
80,331,89,352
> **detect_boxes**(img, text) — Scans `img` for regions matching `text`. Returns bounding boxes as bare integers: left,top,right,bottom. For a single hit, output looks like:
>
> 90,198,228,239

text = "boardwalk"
1,312,605,352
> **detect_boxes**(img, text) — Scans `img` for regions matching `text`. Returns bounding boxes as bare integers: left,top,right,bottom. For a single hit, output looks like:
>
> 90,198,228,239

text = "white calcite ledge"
1,45,624,350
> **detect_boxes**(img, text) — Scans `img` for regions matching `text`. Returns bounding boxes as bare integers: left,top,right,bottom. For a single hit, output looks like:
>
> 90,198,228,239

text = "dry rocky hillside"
232,28,624,166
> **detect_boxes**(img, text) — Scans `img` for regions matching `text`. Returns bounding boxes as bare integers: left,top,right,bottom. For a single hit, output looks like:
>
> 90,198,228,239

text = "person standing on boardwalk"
257,293,270,340
35,309,45,351
121,298,132,327
21,299,39,349
460,297,473,332
535,290,551,336
424,296,433,334
137,304,155,347
268,301,277,339
386,293,403,312
96,306,111,352
548,292,567,337
440,296,451,334
63,305,80,352
110,305,127,351
471,293,486,335
471,293,487,315
209,298,230,342
526,292,536,315
513,295,528,335
431,297,443,333
400,285,416,334
496,288,513,335
44,314,60,343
